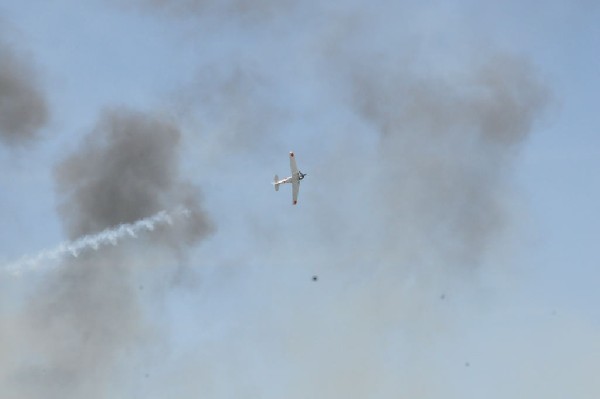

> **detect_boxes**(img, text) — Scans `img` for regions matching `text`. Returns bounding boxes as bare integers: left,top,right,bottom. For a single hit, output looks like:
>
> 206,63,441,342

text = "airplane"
273,151,307,205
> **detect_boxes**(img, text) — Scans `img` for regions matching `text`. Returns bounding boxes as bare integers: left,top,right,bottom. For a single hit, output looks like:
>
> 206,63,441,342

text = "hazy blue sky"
0,1,599,398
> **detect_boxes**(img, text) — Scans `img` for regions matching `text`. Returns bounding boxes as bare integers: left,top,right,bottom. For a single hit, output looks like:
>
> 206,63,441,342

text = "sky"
0,0,599,398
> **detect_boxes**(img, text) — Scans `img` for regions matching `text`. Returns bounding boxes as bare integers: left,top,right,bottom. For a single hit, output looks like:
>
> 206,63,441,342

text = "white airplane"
273,151,307,205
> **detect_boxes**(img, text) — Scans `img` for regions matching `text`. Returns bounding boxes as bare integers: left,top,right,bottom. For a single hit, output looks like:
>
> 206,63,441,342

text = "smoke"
178,66,288,156
4,207,191,275
0,34,48,145
101,2,568,399
54,108,211,243
329,51,550,272
3,1,590,398
4,250,163,399
0,107,212,398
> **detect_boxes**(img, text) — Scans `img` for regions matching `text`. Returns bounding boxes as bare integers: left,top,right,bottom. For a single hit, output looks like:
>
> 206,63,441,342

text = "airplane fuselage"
275,172,302,186
275,175,293,185
273,152,306,205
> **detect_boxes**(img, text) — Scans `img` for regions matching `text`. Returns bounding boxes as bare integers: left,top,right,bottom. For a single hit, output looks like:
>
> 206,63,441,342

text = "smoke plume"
332,51,549,272
4,207,191,275
104,2,563,398
0,36,48,145
1,107,212,398
3,0,587,398
54,108,211,243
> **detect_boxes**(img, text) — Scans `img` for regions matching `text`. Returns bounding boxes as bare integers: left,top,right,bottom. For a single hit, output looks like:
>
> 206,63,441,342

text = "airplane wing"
289,152,298,175
292,180,300,205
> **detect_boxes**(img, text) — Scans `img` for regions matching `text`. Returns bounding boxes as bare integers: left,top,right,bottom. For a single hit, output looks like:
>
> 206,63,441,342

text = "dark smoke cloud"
55,108,212,244
114,4,554,397
347,54,548,145
10,251,150,399
0,36,48,145
0,1,561,397
325,49,550,271
0,108,213,398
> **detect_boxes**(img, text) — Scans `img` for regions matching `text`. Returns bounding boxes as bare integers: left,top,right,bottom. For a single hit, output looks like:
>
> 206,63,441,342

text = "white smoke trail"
4,207,190,275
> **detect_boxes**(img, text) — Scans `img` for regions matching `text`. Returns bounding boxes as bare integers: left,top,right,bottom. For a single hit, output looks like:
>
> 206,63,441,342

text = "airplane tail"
273,175,279,191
